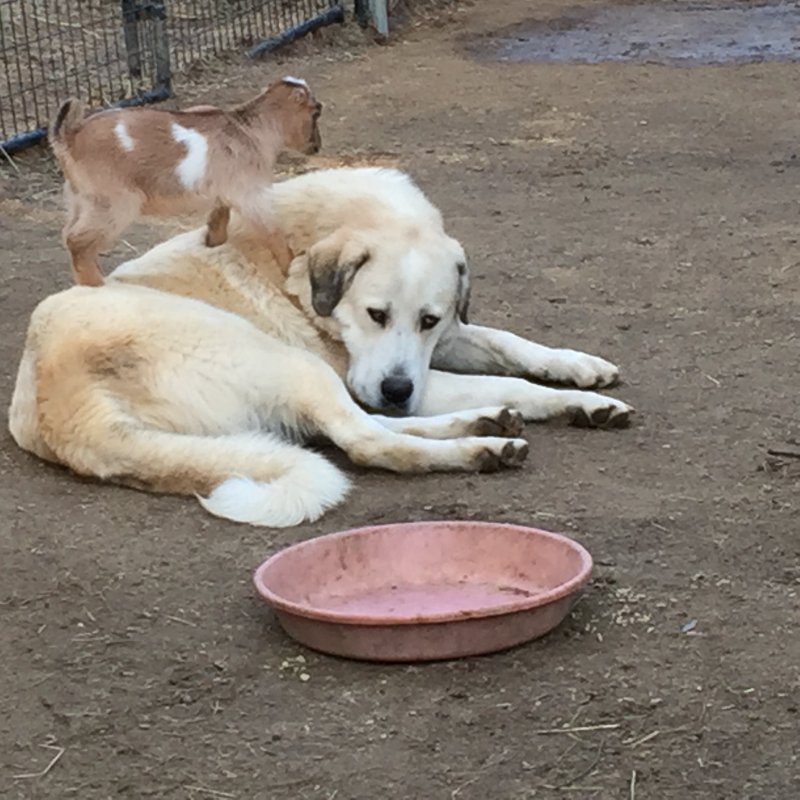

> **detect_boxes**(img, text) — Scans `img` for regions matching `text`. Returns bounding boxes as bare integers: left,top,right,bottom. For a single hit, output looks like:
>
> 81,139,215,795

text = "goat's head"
265,76,322,155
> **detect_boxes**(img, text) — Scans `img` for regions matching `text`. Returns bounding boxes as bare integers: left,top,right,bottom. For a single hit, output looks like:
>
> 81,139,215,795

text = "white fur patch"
198,456,350,527
171,122,208,190
114,119,134,152
282,76,309,90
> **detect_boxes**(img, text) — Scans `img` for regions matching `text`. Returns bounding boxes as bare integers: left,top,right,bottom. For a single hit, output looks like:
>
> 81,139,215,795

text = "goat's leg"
262,228,294,274
63,192,140,287
62,192,104,287
205,203,230,247
235,190,295,273
62,183,80,232
64,216,108,287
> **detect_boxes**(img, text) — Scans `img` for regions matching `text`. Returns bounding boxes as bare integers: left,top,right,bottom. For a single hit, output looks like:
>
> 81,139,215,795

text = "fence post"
150,1,172,93
368,0,389,37
119,1,170,92
120,0,141,78
354,0,369,27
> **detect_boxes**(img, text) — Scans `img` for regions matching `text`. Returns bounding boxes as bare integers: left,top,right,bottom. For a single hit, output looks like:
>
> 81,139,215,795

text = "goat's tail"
50,98,85,146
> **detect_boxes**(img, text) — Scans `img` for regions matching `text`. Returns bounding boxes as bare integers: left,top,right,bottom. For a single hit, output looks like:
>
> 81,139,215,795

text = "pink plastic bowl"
253,521,592,662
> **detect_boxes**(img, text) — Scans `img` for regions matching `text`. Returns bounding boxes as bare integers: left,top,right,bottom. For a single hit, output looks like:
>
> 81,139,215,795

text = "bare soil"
1,1,799,797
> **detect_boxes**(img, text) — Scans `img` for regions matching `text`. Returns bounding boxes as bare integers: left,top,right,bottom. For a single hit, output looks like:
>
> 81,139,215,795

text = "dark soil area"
477,1,800,66
1,1,799,797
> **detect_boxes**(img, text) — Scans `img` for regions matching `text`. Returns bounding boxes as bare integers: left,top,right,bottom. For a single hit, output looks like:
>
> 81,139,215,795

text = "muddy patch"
473,2,800,65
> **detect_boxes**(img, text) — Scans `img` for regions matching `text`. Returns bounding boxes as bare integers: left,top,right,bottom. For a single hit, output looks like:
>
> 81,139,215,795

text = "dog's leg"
372,406,524,440
33,346,349,527
63,191,140,287
205,203,230,247
433,323,620,389
300,367,528,472
417,370,633,429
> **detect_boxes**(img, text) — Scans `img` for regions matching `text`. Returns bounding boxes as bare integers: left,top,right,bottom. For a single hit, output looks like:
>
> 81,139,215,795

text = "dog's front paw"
543,350,620,389
568,395,633,429
472,407,525,438
473,438,529,471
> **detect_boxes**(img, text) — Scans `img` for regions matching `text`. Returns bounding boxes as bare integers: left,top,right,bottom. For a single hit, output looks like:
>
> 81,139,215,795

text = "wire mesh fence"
0,0,344,153
169,0,340,66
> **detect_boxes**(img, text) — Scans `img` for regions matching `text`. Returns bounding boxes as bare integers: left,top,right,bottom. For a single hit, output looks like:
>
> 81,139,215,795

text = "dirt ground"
1,1,799,797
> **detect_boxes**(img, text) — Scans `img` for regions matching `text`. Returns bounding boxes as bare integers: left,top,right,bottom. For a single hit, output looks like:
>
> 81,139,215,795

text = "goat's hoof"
205,231,228,248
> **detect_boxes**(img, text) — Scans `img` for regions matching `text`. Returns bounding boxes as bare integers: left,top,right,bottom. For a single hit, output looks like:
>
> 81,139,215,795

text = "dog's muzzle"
380,375,414,409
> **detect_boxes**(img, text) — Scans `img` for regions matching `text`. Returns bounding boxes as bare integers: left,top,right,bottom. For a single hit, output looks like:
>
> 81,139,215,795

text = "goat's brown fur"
50,77,322,286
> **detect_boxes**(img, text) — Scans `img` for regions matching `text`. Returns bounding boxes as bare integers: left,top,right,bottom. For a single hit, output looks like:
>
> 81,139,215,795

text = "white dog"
9,167,632,527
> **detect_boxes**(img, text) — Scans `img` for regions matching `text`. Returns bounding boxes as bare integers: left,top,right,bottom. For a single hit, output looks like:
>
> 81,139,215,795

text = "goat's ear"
456,261,470,324
279,76,311,103
308,229,370,317
289,86,309,104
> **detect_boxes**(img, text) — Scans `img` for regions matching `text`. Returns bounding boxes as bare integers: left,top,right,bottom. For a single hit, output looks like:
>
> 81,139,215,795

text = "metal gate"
0,0,344,153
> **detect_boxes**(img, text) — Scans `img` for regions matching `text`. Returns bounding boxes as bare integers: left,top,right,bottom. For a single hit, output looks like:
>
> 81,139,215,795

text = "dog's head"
306,225,470,414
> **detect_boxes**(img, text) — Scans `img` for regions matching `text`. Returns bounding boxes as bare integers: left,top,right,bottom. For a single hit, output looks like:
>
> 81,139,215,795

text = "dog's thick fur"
9,167,632,528
50,77,322,287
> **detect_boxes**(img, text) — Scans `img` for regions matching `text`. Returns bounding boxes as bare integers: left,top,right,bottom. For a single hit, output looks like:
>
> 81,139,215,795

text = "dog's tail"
31,386,350,526
50,98,85,148
125,429,349,527
195,434,351,526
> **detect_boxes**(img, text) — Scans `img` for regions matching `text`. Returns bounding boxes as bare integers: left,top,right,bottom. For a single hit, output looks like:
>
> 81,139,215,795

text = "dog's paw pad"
473,437,529,472
474,407,525,438
607,407,633,428
500,439,529,467
475,448,502,472
570,404,634,430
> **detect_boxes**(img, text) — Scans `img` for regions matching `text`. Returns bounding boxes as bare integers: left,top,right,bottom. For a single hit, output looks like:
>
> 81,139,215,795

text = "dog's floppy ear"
308,228,370,317
456,261,470,324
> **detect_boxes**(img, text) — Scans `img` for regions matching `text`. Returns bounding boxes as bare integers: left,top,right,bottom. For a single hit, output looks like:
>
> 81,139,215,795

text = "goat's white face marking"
282,76,309,90
114,119,134,152
170,122,208,190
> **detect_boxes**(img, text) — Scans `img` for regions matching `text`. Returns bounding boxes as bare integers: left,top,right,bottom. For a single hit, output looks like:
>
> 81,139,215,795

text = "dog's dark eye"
420,314,440,331
367,308,388,327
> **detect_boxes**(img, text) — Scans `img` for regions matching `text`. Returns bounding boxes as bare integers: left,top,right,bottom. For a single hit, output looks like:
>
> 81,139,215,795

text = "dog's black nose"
381,375,414,406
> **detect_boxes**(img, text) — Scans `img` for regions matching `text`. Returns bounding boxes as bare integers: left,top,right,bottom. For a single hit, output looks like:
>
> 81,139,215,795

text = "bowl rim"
252,520,593,626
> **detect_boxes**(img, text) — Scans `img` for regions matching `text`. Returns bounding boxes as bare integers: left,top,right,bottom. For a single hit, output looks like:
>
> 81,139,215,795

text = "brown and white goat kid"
49,77,322,286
